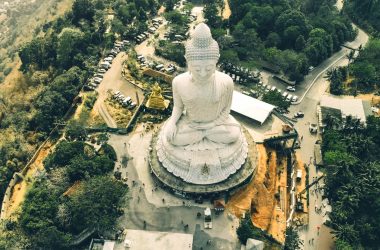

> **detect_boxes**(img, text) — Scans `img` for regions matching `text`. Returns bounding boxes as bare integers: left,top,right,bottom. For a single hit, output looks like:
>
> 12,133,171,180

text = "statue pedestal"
149,126,257,198
156,121,248,184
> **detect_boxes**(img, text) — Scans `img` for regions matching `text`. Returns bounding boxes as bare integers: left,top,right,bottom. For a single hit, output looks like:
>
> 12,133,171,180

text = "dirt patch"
226,144,287,243
294,152,309,226
356,93,380,106
4,141,54,220
222,0,231,20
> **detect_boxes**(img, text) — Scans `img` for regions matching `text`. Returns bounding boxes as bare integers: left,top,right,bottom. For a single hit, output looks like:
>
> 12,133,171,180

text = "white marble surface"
156,23,248,184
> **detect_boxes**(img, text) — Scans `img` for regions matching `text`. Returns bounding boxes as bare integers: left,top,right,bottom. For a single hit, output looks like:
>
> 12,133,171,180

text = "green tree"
65,120,87,141
284,226,303,250
69,176,127,233
295,35,306,51
262,90,290,110
57,27,85,68
265,32,281,48
72,0,95,23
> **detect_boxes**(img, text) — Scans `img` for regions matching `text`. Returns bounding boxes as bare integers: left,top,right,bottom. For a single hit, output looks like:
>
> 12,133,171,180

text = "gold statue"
146,82,170,110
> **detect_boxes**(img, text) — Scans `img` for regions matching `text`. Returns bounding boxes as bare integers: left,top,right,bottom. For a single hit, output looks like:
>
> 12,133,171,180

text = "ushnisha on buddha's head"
185,23,220,83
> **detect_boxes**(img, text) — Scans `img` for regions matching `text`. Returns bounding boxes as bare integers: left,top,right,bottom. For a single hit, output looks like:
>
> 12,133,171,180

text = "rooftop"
320,95,368,123
231,91,275,124
120,229,193,250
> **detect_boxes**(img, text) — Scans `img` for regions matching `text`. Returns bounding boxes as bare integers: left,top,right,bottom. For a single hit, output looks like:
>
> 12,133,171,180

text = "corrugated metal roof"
320,95,367,123
231,91,275,124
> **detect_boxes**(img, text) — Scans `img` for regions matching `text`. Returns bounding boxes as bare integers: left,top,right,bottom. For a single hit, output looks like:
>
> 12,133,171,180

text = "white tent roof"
231,91,275,124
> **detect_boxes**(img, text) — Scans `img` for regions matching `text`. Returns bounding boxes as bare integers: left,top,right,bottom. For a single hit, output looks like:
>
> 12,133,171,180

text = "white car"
286,86,296,92
291,95,298,103
93,77,103,84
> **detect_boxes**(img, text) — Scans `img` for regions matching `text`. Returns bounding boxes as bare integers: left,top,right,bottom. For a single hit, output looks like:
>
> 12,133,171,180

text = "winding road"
292,1,369,248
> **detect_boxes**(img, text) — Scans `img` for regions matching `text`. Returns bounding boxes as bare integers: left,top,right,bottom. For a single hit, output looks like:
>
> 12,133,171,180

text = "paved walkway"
107,125,241,249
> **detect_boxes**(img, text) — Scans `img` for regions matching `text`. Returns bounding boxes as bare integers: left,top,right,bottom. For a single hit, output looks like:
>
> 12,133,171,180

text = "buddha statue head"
185,23,220,83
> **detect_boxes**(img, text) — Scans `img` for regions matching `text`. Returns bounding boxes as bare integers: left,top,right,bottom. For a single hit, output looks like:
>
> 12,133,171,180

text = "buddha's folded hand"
188,121,215,130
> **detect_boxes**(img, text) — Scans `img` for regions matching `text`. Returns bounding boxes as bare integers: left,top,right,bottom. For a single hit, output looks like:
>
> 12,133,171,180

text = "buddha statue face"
188,59,216,84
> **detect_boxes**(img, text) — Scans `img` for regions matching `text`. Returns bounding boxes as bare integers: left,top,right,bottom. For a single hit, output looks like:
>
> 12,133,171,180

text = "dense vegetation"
322,116,380,249
262,90,290,111
0,0,159,205
344,0,380,36
203,0,356,83
236,215,282,249
327,38,380,95
0,141,125,249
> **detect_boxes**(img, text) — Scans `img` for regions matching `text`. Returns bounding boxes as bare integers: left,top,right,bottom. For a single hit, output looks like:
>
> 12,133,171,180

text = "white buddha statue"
156,23,248,184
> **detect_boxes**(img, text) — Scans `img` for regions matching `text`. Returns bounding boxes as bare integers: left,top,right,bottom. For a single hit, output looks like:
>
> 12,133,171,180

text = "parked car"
286,94,293,102
308,66,314,72
93,77,103,84
87,81,98,88
286,86,296,92
291,95,299,103
137,55,145,61
155,64,164,71
98,68,107,74
104,57,113,63
166,67,175,73
282,91,289,99
309,123,318,133
100,61,111,69
129,102,137,109
83,84,96,91
113,91,121,98
293,111,304,118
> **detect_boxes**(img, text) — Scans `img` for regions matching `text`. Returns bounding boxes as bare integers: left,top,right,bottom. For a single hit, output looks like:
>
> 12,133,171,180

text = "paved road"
262,14,369,106
290,7,369,248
